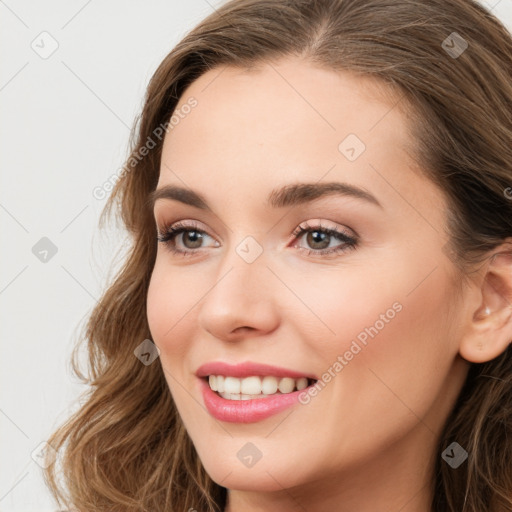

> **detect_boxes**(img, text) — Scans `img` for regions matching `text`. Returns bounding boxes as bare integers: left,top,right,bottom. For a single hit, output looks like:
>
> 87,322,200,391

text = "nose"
197,247,280,342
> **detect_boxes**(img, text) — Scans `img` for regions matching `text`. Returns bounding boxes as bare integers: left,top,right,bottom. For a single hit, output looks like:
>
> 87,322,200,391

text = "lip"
198,377,316,423
195,361,318,380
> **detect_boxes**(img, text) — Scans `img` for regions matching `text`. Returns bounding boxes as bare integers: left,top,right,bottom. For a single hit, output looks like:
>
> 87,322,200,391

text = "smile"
195,361,319,422
198,377,319,423
207,375,315,399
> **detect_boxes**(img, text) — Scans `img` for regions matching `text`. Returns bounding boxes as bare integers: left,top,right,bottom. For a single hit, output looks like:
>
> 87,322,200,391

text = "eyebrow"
147,181,383,211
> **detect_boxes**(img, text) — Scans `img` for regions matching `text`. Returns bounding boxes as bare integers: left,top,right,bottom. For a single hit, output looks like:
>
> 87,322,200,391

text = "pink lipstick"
196,361,318,423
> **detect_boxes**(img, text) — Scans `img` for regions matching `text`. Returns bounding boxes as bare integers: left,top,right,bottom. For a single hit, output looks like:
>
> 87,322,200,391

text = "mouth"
202,375,318,401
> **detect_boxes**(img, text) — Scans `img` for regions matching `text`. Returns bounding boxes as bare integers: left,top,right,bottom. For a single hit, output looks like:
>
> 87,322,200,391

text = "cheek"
146,265,205,427
295,260,457,427
287,263,407,353
146,256,204,331
146,262,198,362
147,273,173,346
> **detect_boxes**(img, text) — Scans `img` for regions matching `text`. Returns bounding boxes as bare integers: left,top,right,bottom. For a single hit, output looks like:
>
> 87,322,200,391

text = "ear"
459,245,512,363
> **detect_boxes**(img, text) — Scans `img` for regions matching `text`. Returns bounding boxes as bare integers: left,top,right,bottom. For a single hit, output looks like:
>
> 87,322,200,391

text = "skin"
146,56,512,512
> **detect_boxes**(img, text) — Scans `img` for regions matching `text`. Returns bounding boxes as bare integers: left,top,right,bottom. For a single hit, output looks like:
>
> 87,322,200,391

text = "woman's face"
147,57,471,503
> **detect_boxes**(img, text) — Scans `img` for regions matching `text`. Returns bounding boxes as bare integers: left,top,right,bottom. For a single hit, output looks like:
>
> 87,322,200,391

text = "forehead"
162,57,413,167
156,57,445,227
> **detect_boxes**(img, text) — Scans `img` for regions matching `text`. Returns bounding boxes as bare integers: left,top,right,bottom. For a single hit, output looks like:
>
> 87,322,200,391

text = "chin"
199,451,310,492
210,469,297,493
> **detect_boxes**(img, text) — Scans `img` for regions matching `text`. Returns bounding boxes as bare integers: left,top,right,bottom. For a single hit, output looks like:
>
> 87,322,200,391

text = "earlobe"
460,306,511,363
458,246,512,364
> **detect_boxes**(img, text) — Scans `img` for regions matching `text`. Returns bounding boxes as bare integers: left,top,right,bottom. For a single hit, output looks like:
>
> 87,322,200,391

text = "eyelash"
156,220,358,258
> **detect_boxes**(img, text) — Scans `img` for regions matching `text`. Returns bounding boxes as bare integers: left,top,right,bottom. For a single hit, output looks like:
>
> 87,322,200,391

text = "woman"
43,0,512,510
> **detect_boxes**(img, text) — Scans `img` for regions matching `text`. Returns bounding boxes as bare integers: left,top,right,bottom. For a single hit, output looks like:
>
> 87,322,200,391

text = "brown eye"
156,221,219,256
180,230,204,249
305,230,331,250
292,222,358,257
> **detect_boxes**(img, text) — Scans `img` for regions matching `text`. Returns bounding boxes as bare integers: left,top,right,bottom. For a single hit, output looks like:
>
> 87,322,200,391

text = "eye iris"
183,231,203,249
307,231,329,250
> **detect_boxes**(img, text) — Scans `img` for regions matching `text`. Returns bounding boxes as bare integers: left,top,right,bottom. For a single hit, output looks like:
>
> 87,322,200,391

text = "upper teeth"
208,375,310,397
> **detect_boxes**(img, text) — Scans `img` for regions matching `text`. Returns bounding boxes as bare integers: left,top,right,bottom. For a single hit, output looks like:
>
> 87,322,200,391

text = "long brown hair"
43,0,512,510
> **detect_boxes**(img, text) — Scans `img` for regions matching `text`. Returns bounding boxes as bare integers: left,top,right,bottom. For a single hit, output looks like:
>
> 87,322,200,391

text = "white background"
1,0,511,510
